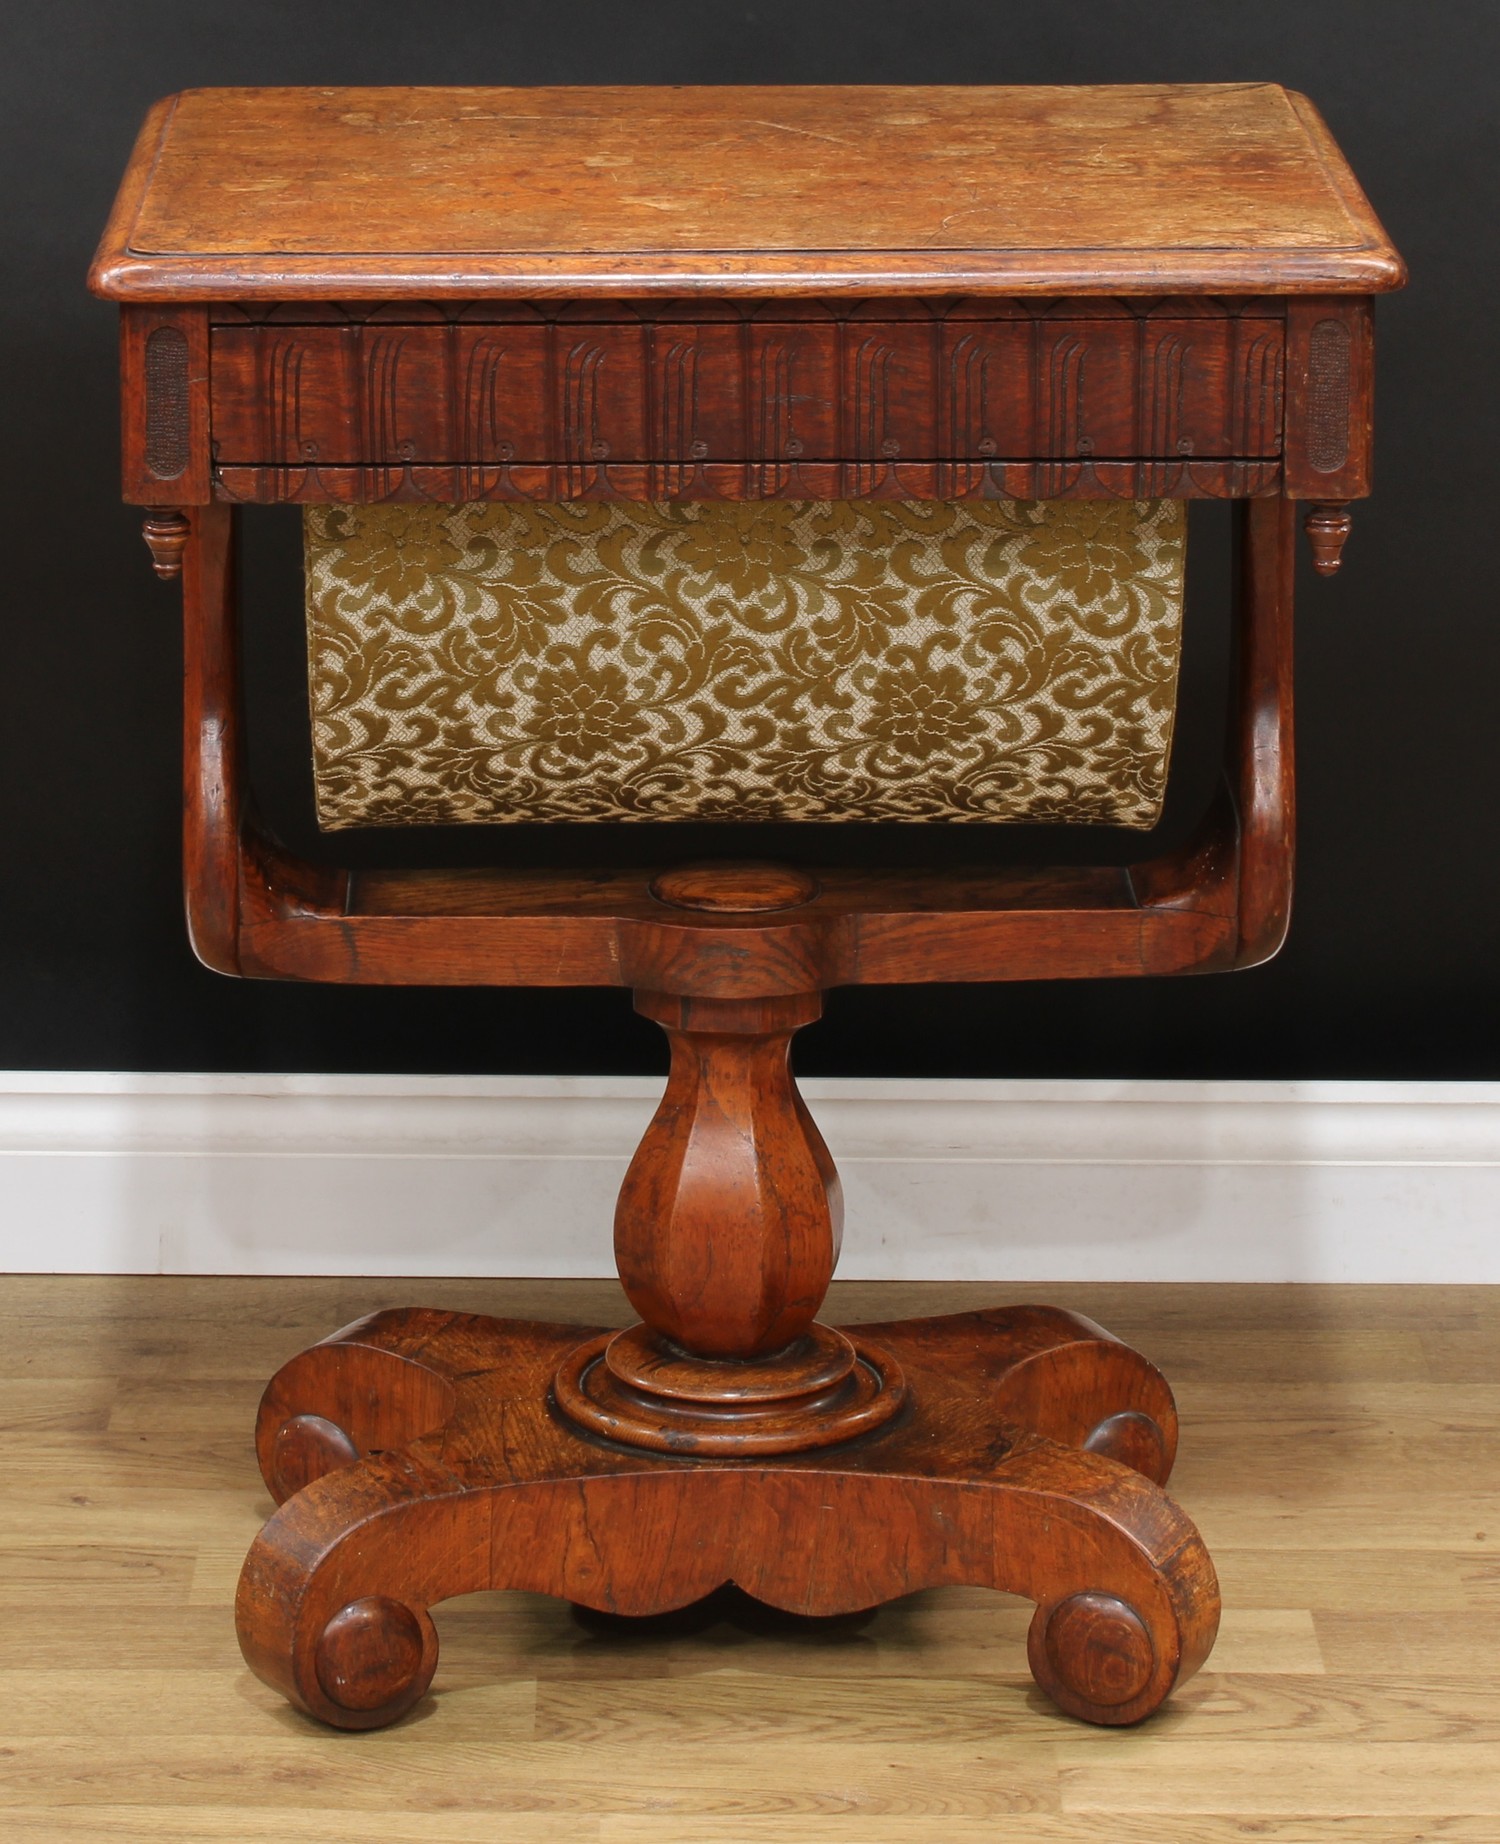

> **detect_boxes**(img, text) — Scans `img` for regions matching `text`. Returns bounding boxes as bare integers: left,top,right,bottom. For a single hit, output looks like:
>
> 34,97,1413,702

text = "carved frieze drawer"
208,307,1286,469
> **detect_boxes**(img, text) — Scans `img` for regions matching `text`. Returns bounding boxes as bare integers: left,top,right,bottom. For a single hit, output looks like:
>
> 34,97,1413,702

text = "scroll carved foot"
237,1449,455,1729
254,1308,474,1502
238,1308,1218,1732
905,1304,1182,1484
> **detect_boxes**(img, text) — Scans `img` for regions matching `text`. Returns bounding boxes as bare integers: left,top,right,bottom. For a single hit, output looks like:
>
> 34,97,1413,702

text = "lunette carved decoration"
851,332,903,461
653,336,704,495
946,330,1005,459
754,334,798,461
360,331,414,500
460,334,515,500
1146,333,1188,455
560,338,610,494
750,332,819,495
1235,327,1285,457
265,335,307,506
1044,333,1088,458
208,310,1286,474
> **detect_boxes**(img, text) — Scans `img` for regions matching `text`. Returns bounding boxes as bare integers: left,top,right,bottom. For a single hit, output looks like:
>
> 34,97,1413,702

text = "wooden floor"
0,1277,1496,1841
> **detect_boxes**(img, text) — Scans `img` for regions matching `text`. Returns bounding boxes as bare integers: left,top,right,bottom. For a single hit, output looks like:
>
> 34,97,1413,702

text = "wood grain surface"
1,1277,1495,1840
76,88,1421,1827
89,85,1405,299
204,306,1288,468
236,1300,1211,1728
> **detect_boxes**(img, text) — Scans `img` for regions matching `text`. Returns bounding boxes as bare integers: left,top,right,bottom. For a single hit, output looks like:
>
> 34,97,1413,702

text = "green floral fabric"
303,498,1185,828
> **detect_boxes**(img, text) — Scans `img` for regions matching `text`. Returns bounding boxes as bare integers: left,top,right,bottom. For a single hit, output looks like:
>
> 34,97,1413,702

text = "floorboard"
0,1277,1495,1841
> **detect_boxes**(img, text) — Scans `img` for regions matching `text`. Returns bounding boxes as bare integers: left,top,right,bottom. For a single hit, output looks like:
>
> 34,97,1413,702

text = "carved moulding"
212,457,1284,505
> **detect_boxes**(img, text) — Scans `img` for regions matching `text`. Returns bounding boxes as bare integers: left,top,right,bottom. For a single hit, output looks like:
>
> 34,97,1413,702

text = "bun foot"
1029,1590,1164,1724
314,1596,437,1725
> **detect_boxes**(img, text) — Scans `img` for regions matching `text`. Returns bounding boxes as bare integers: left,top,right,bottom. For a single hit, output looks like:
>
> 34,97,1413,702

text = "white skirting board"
0,1073,1496,1282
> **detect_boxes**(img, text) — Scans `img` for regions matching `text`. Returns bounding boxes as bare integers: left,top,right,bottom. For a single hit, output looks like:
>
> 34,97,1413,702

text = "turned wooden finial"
142,508,191,579
1304,502,1353,576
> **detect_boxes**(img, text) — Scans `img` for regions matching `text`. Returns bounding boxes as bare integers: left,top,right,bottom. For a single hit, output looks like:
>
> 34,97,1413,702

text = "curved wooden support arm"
180,502,243,975
175,492,1291,993
1231,495,1297,968
1131,495,1297,976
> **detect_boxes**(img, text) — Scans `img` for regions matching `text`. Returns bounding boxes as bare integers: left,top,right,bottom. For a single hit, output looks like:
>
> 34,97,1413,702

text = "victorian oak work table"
91,85,1403,1730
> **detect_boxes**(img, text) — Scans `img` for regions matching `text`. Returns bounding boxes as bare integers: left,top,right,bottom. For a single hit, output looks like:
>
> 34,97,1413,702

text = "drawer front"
209,314,1284,468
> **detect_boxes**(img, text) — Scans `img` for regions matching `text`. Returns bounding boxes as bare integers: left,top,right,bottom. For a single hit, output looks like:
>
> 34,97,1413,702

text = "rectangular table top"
90,84,1403,301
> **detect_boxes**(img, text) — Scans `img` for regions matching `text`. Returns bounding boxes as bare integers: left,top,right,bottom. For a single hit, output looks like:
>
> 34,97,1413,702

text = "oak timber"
90,85,1405,300
89,82,1403,1741
1,1278,1495,1840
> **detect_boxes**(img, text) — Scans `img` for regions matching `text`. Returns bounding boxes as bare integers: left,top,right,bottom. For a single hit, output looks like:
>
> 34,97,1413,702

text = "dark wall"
3,1,1495,1078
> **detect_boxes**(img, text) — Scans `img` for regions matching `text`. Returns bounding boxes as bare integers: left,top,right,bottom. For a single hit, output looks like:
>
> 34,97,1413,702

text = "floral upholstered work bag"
303,497,1186,830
